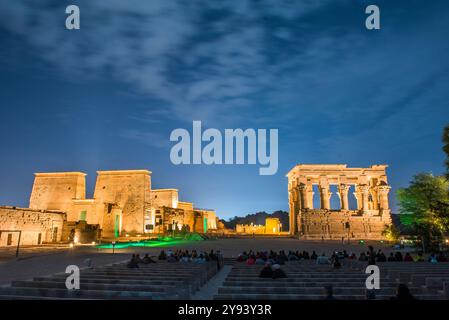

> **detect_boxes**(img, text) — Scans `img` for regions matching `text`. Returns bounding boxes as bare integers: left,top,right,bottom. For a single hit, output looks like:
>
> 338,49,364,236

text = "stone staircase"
214,260,449,300
0,260,218,300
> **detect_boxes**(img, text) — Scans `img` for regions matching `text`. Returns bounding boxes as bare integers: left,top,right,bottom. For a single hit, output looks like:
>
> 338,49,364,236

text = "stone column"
359,185,370,213
288,187,297,235
354,186,362,210
307,185,314,209
338,184,350,210
298,183,309,209
319,184,331,210
377,185,391,210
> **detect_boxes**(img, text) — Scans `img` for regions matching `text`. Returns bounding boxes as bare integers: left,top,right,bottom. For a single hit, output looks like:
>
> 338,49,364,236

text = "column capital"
377,185,391,193
338,184,351,192
358,184,370,193
298,183,307,190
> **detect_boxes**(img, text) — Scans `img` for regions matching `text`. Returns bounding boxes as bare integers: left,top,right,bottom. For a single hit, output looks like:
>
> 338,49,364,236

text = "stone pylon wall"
93,170,151,237
29,172,86,213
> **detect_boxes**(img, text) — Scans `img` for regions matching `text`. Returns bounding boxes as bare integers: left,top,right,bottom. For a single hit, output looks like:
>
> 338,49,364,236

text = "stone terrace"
0,260,218,299
214,260,449,300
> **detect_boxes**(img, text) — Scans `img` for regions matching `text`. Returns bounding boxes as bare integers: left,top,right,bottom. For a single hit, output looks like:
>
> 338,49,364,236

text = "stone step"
33,277,185,286
222,281,399,287
11,280,181,295
224,277,388,282
217,286,426,295
0,286,158,300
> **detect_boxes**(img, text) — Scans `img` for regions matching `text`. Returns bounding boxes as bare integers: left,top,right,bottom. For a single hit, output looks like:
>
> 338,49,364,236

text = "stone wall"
29,172,86,213
152,189,178,208
194,209,217,231
93,170,152,237
0,206,65,247
178,201,194,231
236,223,265,234
298,209,391,240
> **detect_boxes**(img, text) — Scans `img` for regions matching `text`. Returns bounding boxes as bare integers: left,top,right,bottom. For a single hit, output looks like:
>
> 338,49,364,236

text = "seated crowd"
235,248,448,267
127,249,223,268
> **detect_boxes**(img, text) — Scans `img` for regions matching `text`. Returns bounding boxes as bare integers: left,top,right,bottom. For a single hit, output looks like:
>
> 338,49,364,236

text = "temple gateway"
287,164,392,240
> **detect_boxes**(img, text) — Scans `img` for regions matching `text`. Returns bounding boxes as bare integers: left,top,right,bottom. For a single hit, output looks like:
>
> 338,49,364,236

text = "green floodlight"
359,240,365,245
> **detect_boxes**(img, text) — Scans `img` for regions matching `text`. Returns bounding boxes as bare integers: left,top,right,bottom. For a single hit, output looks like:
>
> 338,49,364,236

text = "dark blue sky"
0,0,448,219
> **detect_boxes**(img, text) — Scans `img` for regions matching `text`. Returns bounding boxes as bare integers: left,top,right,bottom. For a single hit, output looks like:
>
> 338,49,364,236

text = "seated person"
437,253,448,262
246,256,256,265
127,254,139,268
394,251,404,262
316,253,330,265
403,252,413,262
271,264,287,279
135,254,144,264
236,253,247,262
387,253,396,262
302,251,310,259
167,255,178,263
332,256,341,269
376,251,387,262
358,252,367,261
414,252,425,262
323,285,335,300
259,263,273,278
142,254,156,264
158,250,167,260
310,251,318,260
390,284,415,300
428,253,438,264
287,251,298,261
275,254,287,265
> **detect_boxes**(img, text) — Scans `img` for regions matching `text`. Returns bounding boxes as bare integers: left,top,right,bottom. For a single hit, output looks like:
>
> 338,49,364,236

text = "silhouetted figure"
368,246,376,265
332,255,341,269
259,263,273,278
142,254,156,264
135,254,144,264
316,253,330,265
387,253,396,262
358,252,367,261
391,284,415,300
394,251,403,262
271,264,287,279
158,250,167,260
366,289,376,300
323,285,335,300
127,254,139,268
404,252,413,262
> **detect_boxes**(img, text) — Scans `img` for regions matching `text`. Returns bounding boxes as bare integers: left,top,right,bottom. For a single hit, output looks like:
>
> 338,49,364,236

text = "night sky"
0,0,448,219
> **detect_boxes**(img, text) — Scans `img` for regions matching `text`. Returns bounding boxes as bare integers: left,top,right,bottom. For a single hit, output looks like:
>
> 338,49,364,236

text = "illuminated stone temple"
287,164,392,240
236,218,282,235
0,170,219,246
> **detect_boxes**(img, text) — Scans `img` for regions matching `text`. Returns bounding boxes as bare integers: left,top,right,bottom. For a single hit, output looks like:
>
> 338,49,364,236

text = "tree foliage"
382,224,401,242
443,125,449,179
397,173,449,249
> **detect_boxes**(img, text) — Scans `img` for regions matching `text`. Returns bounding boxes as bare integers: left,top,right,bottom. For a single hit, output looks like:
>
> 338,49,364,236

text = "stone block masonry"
0,206,65,246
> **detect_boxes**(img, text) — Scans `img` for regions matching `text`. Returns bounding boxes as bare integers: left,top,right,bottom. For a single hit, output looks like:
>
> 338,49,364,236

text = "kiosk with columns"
287,164,392,240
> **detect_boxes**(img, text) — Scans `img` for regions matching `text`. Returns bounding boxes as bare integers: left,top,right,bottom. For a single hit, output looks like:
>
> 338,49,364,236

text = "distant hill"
222,210,289,232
